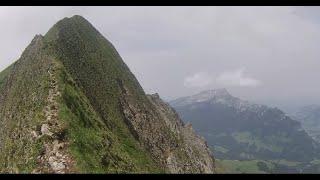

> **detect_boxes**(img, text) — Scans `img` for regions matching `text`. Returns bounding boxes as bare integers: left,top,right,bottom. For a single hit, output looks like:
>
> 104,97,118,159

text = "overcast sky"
0,6,320,111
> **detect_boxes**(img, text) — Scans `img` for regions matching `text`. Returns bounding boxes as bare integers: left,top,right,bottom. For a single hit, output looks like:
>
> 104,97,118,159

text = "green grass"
215,158,311,174
270,159,302,167
43,16,180,173
0,15,210,173
0,16,166,173
232,131,283,153
56,61,162,173
214,146,229,153
0,38,52,172
216,159,275,174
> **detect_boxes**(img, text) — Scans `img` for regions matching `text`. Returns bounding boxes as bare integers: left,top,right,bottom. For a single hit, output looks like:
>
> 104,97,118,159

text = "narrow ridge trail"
33,62,73,173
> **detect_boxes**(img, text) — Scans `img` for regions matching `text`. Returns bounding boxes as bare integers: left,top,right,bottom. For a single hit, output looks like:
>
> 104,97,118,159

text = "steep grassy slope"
55,60,161,173
0,18,162,173
43,15,214,173
0,35,52,172
0,15,215,173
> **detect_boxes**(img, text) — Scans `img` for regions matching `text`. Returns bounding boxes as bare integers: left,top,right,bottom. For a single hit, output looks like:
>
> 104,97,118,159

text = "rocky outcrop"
147,94,215,173
118,83,215,173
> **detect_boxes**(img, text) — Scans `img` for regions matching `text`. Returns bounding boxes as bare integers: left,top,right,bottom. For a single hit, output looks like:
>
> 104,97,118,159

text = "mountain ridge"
170,88,320,163
171,88,270,115
0,15,215,173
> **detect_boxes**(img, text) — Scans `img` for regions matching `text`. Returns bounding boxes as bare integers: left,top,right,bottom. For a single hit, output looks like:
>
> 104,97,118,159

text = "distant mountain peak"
170,88,234,107
198,88,231,98
170,89,272,115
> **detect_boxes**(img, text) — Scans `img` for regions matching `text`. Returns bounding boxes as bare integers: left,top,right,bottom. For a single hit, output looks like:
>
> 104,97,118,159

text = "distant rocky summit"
170,89,320,162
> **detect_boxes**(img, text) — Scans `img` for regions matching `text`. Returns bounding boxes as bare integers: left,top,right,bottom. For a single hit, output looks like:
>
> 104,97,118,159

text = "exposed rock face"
118,82,215,173
147,94,215,173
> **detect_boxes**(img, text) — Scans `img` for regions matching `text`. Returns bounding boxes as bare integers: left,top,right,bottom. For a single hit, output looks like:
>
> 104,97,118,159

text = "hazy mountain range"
170,89,320,173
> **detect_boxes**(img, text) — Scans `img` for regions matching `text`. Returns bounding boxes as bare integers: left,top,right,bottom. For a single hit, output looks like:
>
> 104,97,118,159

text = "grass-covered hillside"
0,35,52,173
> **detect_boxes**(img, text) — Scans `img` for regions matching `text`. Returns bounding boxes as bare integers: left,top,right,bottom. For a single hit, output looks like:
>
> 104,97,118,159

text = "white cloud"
184,72,212,88
216,68,261,87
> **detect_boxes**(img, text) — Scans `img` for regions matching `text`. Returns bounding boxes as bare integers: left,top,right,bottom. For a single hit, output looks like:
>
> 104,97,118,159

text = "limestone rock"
41,124,53,136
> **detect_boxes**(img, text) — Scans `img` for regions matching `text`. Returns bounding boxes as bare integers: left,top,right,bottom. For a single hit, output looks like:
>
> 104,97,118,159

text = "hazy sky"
0,6,320,111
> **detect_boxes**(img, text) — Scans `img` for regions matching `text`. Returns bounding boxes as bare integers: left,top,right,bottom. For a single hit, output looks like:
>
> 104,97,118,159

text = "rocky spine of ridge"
32,60,74,173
